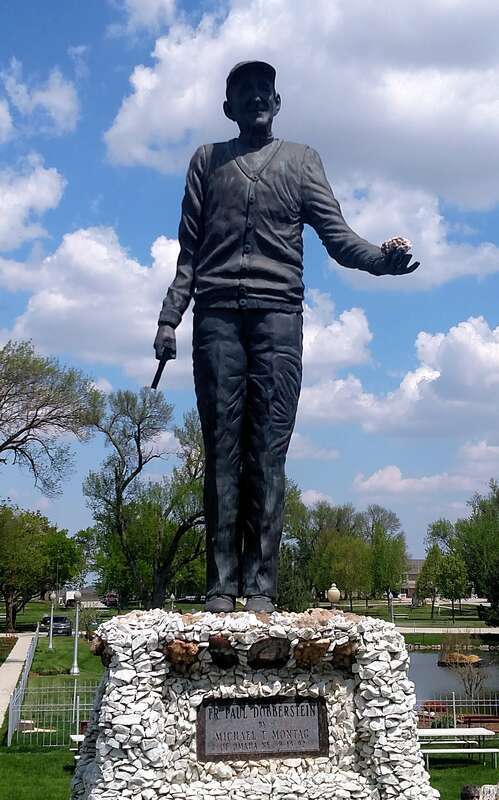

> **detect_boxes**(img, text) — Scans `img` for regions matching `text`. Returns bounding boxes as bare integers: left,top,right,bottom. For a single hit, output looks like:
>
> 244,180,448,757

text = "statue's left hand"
381,249,420,276
369,249,420,276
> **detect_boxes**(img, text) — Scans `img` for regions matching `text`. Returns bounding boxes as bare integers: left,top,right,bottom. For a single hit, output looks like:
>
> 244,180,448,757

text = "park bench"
421,747,499,769
70,733,85,766
458,714,499,732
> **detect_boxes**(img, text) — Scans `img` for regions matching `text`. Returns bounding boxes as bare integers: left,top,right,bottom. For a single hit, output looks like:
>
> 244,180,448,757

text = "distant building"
400,559,425,598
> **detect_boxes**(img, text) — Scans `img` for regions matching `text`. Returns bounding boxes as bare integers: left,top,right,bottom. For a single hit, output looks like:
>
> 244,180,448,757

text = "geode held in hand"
381,236,412,256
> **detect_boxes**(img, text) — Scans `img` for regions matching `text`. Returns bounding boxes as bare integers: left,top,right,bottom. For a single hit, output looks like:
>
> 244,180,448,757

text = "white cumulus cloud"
300,316,499,437
0,227,191,385
109,0,176,36
303,290,372,380
330,181,499,290
0,98,13,143
301,488,334,507
354,465,475,496
105,0,499,211
0,155,66,252
2,59,79,135
353,434,499,503
0,220,375,389
288,432,339,462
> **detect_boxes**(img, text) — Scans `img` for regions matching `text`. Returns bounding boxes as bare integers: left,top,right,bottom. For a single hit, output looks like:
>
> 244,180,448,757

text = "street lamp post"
170,593,175,611
326,582,341,609
70,590,82,676
388,590,395,624
48,591,57,651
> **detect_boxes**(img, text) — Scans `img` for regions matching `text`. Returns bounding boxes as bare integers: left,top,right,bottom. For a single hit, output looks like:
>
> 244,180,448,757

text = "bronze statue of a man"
154,61,419,613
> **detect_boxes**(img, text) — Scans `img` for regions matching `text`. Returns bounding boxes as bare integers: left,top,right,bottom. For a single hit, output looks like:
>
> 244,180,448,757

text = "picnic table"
70,733,85,764
418,727,498,768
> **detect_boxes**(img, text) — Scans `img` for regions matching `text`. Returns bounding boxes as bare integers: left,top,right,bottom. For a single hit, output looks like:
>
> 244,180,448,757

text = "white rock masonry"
71,608,439,800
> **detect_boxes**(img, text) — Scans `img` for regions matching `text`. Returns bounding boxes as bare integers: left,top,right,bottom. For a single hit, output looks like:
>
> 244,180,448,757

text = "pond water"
408,650,499,701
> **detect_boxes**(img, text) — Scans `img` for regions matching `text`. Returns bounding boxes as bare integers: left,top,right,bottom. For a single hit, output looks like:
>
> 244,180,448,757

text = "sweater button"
238,298,247,307
243,244,251,254
249,195,255,203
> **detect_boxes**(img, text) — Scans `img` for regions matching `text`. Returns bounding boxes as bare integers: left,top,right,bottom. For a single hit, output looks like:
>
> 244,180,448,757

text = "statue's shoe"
204,594,235,613
245,595,276,613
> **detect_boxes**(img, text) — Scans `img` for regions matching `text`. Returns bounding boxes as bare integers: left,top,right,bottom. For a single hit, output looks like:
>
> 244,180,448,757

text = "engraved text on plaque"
197,697,328,761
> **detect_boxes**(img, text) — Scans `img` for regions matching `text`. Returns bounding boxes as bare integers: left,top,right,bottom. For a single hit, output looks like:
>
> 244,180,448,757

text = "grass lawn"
30,637,104,679
335,600,487,628
0,636,17,666
430,760,499,800
0,748,73,800
0,749,497,800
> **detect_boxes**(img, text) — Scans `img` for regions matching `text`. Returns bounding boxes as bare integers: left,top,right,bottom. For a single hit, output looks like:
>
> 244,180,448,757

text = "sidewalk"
0,633,34,728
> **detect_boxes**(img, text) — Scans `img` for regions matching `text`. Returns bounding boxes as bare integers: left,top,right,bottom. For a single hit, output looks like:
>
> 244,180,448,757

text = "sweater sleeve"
158,145,206,327
301,147,382,272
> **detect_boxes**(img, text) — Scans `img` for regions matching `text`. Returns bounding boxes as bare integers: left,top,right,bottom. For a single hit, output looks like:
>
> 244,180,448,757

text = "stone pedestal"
71,609,439,800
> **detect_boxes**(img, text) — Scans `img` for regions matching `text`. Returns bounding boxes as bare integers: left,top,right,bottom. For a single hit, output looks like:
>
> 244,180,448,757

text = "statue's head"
223,60,280,136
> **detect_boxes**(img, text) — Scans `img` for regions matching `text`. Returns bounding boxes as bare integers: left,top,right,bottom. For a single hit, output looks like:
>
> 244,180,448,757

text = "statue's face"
224,67,280,134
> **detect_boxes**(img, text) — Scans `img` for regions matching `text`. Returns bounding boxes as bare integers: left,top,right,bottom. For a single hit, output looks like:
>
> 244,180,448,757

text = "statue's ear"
223,100,235,121
274,92,281,117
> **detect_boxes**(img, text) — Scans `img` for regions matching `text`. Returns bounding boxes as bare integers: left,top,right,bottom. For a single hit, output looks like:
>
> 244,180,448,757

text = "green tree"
333,535,372,611
84,388,175,598
310,502,364,540
281,480,313,582
361,504,401,541
371,522,407,602
438,552,469,623
85,400,205,608
426,481,499,619
39,527,86,598
0,505,84,631
311,534,371,611
416,544,443,618
454,480,499,610
277,544,313,612
426,518,456,552
0,340,102,495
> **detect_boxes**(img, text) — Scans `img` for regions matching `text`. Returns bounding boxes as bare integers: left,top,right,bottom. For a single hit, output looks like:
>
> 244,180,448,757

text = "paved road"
0,633,34,728
397,626,499,634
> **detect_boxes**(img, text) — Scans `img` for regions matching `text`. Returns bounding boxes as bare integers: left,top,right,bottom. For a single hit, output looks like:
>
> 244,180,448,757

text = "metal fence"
7,626,39,746
8,678,101,747
417,692,499,729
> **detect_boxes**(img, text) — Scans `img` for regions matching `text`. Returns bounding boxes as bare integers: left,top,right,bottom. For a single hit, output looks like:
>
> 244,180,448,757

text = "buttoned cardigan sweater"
158,139,382,328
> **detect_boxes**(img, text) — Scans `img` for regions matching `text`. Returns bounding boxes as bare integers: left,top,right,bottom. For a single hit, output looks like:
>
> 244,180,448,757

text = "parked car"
39,615,73,636
101,592,119,608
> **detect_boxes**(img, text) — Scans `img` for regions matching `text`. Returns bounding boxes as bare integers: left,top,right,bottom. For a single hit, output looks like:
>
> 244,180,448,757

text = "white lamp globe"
327,583,341,605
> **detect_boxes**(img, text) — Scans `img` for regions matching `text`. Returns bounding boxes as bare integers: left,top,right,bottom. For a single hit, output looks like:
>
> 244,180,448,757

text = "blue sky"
2,0,499,557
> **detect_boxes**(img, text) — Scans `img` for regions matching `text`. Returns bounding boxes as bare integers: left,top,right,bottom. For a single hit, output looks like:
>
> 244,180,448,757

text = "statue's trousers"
193,308,303,599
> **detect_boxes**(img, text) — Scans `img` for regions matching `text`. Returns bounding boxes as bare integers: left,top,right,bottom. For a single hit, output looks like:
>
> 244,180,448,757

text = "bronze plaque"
197,696,328,761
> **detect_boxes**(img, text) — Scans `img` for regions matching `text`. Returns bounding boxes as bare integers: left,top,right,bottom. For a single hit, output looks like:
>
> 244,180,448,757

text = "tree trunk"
4,590,17,633
365,596,369,609
431,594,435,620
349,594,353,612
151,570,169,610
451,598,455,622
459,597,462,614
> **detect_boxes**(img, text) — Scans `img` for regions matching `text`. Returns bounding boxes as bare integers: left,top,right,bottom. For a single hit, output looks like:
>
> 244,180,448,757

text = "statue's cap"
226,61,276,94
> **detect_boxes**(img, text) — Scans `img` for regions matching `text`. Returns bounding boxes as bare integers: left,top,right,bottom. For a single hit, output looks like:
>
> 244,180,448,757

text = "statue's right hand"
154,324,176,361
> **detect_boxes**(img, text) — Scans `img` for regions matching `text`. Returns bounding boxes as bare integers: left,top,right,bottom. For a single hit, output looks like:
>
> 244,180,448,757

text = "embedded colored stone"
294,639,330,667
208,634,239,668
248,637,290,669
332,641,358,671
163,639,199,667
90,634,105,655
